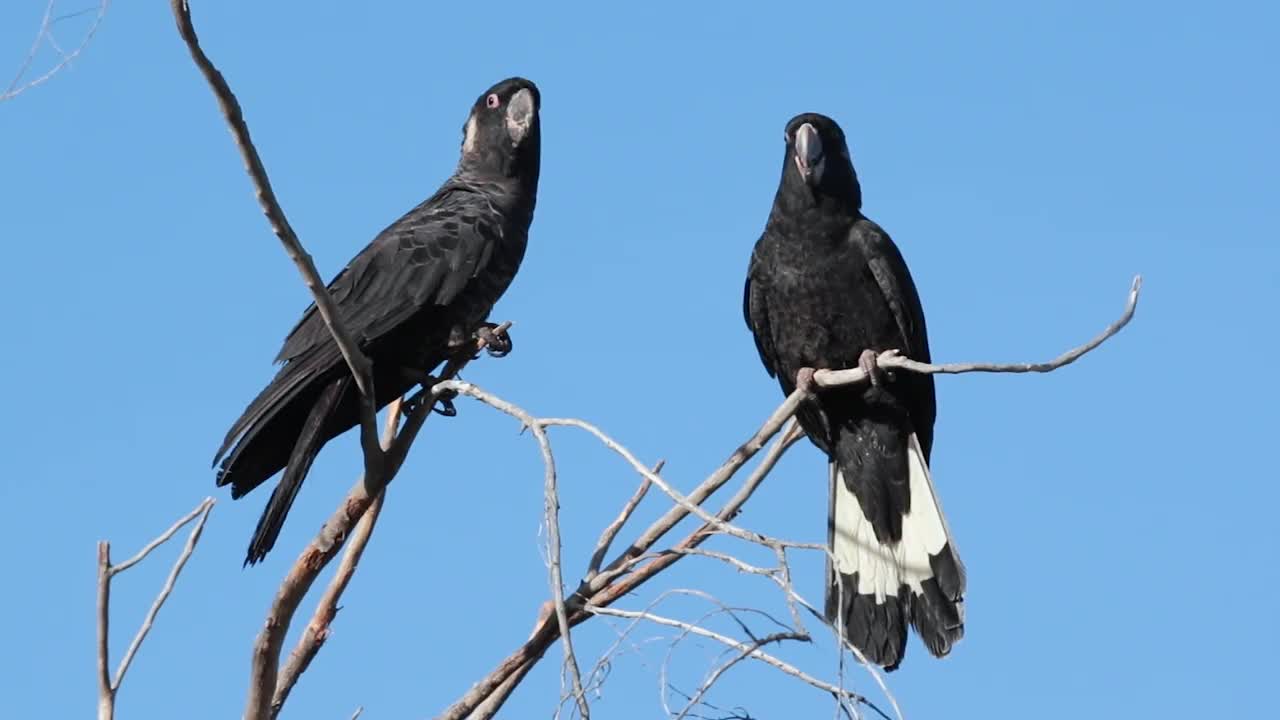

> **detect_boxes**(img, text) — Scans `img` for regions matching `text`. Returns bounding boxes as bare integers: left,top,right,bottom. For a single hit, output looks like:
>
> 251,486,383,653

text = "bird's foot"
400,370,459,417
403,387,460,417
432,395,458,417
795,366,818,395
859,349,901,387
859,349,886,387
473,322,513,358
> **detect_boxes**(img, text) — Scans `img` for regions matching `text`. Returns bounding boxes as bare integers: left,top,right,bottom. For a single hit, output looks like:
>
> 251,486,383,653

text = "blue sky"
2,1,1276,718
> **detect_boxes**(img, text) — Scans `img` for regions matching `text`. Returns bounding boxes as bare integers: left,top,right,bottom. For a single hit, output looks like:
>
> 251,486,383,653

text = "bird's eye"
486,93,501,109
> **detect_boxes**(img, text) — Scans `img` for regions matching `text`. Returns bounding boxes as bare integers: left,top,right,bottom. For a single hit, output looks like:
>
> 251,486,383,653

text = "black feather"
745,113,963,668
214,77,542,564
244,375,350,566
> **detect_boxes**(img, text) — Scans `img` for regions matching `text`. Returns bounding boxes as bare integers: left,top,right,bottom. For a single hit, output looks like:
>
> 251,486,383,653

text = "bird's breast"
763,244,897,371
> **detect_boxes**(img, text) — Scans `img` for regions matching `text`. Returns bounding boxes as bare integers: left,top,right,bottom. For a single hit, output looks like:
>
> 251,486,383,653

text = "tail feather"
214,348,338,489
243,375,350,566
826,432,965,669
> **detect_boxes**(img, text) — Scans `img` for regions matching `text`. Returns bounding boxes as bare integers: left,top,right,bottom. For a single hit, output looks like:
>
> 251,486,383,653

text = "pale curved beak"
506,88,536,143
793,122,824,186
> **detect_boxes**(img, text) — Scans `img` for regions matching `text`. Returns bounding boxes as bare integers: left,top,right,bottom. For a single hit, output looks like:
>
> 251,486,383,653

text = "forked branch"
96,497,215,720
157,0,1141,717
3,0,111,102
438,274,1142,720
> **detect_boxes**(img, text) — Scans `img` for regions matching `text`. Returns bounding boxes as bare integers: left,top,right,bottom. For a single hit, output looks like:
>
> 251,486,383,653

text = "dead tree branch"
163,3,518,718
269,400,404,718
96,497,215,720
586,461,660,582
814,275,1143,387
587,604,879,720
437,275,1141,720
3,0,110,102
165,2,1142,714
168,0,381,471
243,330,504,720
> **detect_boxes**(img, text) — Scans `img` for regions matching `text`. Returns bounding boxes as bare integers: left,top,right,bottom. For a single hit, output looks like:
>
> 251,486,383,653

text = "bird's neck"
768,199,860,241
773,181,860,220
451,172,539,224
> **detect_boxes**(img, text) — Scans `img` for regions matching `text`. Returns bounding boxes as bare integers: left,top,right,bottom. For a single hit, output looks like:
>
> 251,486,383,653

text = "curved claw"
474,323,513,358
433,397,458,417
471,324,509,356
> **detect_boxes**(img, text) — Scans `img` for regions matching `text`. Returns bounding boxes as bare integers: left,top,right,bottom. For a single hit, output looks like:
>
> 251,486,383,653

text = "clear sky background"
2,1,1275,718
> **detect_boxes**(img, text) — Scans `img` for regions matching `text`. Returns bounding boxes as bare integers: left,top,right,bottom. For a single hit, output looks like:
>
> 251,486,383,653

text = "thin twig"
586,461,660,581
166,4,515,718
95,497,216,720
168,0,382,473
814,275,1143,387
111,498,215,690
673,542,900,718
674,633,803,720
5,0,54,99
110,499,213,575
2,0,110,102
589,419,805,602
433,381,591,719
586,605,878,715
245,332,502,720
540,418,774,547
270,402,404,718
438,276,1141,718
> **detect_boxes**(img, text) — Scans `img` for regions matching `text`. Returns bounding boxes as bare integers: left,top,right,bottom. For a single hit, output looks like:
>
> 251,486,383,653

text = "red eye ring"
486,93,501,109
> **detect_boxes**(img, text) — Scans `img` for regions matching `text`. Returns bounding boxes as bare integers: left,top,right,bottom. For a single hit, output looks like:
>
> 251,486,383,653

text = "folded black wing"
743,246,781,381
275,185,498,365
851,218,937,456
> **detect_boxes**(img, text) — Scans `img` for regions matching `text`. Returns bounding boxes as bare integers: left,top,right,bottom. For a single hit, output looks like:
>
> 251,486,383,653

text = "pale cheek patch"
462,115,479,154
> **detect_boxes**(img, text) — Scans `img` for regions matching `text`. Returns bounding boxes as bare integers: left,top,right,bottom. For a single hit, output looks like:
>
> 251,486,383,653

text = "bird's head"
780,113,861,210
458,77,541,182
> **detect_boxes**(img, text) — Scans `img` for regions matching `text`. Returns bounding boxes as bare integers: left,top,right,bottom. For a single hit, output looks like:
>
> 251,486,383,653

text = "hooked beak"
505,88,536,144
793,123,824,187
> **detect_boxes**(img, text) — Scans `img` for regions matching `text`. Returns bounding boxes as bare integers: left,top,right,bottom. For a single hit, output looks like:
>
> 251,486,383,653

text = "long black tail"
242,375,350,565
824,430,965,670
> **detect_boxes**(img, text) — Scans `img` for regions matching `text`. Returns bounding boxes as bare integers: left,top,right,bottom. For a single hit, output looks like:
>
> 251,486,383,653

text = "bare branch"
112,498,215,690
674,633,807,720
438,276,1141,718
110,499,213,575
95,498,215,720
96,542,112,720
672,542,900,718
540,417,776,548
436,414,818,720
466,657,537,720
586,461,660,581
589,419,805,602
814,274,1143,388
585,605,878,716
245,329,504,720
163,5,520,718
167,0,382,472
270,402,403,718
2,0,110,102
430,381,591,719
